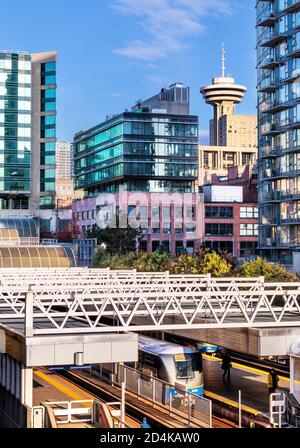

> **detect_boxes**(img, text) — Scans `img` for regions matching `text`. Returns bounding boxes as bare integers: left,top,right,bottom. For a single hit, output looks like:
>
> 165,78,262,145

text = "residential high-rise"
199,48,258,186
73,84,203,255
0,50,57,214
56,141,83,210
257,0,300,265
56,141,71,180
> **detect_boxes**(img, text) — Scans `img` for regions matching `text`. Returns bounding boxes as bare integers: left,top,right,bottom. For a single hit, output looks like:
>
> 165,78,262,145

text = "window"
42,74,56,85
205,223,233,236
42,89,56,100
242,153,253,165
206,206,233,219
240,207,258,219
175,354,195,379
205,240,233,253
239,241,257,258
240,224,258,236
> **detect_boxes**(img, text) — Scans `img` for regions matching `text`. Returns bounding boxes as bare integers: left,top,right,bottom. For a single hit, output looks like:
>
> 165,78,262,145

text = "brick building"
203,165,258,259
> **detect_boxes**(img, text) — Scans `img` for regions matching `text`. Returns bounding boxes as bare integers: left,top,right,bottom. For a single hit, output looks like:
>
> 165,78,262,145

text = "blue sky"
0,0,257,143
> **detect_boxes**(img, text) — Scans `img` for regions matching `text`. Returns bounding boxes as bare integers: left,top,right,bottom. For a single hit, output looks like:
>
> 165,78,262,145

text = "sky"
0,0,257,143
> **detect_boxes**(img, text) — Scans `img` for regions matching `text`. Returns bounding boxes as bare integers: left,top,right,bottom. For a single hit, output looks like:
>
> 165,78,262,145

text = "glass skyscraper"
0,51,31,210
74,84,198,196
257,0,300,264
0,50,57,213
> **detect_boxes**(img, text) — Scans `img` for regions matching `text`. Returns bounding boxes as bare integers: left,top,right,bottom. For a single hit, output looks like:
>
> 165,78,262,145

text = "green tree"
86,211,141,255
93,251,138,269
136,252,173,272
240,257,292,281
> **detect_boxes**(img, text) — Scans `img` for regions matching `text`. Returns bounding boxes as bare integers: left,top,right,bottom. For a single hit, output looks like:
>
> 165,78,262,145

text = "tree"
201,251,232,277
173,249,232,277
239,257,292,281
93,251,138,269
86,211,142,255
135,252,173,272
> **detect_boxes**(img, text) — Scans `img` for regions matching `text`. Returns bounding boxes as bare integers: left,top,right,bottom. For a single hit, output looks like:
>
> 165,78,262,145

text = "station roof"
0,217,37,238
0,246,76,268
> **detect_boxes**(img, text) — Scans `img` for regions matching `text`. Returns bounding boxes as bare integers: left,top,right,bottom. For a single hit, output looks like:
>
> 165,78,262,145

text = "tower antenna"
221,43,226,77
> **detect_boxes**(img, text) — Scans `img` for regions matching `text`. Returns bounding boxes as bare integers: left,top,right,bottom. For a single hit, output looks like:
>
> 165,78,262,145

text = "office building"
0,50,57,239
199,47,258,185
257,0,300,265
73,84,203,254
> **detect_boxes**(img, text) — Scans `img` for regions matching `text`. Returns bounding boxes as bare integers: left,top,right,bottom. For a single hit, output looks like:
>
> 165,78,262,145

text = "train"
136,335,204,396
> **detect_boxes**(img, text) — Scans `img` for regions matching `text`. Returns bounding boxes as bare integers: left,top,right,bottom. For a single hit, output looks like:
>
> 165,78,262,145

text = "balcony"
259,57,280,70
260,31,288,48
262,239,300,249
287,47,300,59
260,99,291,114
259,191,281,202
257,9,276,27
260,123,280,136
282,0,300,14
258,77,276,93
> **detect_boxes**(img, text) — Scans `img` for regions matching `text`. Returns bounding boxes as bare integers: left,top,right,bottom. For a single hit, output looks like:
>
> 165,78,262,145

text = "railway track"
55,369,238,429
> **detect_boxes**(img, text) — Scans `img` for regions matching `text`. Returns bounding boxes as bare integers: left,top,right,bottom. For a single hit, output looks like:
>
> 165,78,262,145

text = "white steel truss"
0,269,300,335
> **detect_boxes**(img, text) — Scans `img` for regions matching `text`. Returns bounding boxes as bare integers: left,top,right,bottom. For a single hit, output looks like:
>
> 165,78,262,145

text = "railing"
41,239,58,245
1,270,300,333
270,392,300,428
285,394,300,428
0,237,40,247
40,398,131,429
113,365,212,428
44,400,94,425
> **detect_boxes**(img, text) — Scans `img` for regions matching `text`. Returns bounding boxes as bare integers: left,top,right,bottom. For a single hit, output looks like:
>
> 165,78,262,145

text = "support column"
290,356,295,396
21,366,33,409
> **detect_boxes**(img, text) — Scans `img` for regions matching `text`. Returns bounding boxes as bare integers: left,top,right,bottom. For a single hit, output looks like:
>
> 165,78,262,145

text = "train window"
174,354,195,379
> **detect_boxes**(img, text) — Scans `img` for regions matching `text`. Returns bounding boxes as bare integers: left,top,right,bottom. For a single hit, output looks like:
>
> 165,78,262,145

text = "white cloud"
144,74,164,84
104,92,123,98
112,0,233,60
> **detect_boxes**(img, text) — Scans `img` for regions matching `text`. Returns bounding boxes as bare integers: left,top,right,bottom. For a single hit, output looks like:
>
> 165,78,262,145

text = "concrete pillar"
6,356,11,392
15,361,21,401
290,356,295,396
21,366,33,409
11,359,16,397
25,289,34,337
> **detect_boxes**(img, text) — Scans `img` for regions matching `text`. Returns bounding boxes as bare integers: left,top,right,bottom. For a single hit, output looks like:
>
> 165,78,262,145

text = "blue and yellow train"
137,336,204,396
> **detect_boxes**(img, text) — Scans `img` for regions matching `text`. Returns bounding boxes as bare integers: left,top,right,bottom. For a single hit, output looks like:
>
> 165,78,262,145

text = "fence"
44,400,94,425
113,364,212,428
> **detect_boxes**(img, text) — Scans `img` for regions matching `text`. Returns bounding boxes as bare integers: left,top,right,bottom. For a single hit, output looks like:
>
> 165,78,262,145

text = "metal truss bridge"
0,268,300,336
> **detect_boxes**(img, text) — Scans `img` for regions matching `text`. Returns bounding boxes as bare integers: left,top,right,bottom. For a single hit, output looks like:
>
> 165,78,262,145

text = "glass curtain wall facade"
73,112,199,195
257,0,300,264
31,53,57,210
0,51,31,210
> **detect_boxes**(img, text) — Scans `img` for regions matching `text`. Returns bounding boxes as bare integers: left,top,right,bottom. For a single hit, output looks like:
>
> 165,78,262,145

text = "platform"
202,355,289,413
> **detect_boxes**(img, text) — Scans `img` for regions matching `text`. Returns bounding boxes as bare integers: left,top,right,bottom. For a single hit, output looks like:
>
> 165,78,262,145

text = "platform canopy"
0,246,76,268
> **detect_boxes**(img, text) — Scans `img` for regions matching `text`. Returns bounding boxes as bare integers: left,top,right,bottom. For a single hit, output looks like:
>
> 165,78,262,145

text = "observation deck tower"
200,45,247,145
